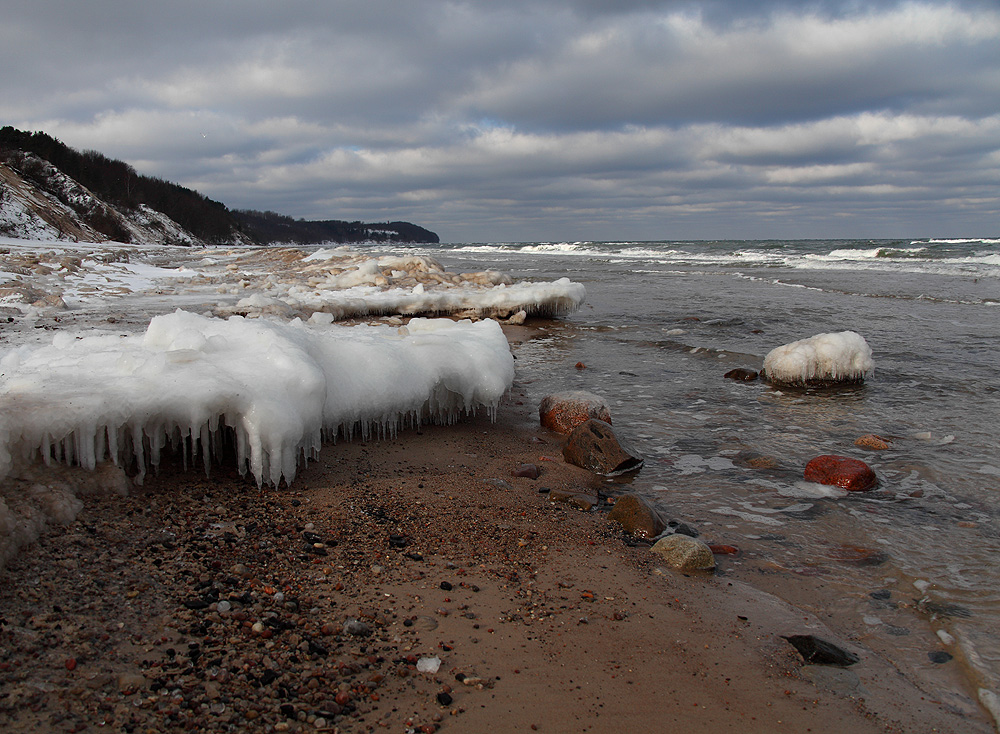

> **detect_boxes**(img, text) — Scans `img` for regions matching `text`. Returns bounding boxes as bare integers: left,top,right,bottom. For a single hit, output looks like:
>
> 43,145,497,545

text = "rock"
804,455,877,492
606,494,666,538
117,672,147,692
762,331,873,386
538,391,612,434
782,635,859,666
650,535,716,572
709,544,740,555
342,618,372,637
548,489,598,512
855,434,891,450
724,368,759,381
562,420,643,476
512,463,541,479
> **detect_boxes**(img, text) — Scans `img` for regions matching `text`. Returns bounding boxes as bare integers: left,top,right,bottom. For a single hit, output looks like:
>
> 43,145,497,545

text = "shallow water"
392,238,1000,707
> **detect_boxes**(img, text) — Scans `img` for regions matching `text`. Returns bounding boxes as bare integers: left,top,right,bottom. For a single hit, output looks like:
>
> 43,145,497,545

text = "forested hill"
232,210,439,246
0,126,439,246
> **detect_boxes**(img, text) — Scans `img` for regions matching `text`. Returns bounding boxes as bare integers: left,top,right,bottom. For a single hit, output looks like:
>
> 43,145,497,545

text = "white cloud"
2,1,998,240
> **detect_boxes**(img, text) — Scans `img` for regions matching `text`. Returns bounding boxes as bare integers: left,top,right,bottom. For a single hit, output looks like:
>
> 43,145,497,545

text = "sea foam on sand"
763,331,873,386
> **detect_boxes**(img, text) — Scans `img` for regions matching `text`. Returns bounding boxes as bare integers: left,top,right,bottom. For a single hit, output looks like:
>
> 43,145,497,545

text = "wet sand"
0,390,991,733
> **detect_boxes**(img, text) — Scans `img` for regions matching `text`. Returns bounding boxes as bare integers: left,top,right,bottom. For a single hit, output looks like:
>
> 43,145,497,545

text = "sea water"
390,238,1000,711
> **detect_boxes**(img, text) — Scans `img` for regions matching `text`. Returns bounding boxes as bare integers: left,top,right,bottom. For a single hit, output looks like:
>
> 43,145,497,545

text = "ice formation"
762,331,873,386
0,240,586,325
0,311,515,488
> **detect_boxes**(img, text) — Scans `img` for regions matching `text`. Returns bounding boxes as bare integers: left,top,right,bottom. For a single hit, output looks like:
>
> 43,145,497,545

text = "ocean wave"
924,238,1000,245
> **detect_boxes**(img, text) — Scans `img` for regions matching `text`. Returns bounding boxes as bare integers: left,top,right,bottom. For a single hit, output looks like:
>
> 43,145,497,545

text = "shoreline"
0,395,991,732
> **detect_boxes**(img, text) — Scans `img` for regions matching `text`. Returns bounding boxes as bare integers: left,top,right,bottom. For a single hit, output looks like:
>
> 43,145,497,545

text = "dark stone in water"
928,651,953,664
724,368,759,381
782,635,860,666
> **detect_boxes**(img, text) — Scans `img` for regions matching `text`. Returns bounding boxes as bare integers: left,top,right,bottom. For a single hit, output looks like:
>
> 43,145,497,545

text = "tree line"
0,127,439,245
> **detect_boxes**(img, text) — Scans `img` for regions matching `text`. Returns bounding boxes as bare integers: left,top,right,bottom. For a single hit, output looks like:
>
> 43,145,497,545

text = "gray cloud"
1,0,997,241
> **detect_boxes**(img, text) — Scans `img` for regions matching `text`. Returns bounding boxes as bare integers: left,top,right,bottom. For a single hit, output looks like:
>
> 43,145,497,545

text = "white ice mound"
762,331,873,386
0,310,515,487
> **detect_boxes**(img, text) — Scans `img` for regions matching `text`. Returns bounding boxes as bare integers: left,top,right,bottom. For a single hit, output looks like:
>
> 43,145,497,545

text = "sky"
2,0,998,242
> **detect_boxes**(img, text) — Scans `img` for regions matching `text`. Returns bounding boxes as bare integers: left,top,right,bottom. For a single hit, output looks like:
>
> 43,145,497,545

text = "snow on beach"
0,238,585,567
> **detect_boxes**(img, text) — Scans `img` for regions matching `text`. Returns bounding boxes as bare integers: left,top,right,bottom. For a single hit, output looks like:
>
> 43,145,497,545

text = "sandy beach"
0,323,993,734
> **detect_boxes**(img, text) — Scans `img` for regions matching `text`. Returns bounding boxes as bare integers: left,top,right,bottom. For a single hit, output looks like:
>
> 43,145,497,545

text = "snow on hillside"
0,157,216,247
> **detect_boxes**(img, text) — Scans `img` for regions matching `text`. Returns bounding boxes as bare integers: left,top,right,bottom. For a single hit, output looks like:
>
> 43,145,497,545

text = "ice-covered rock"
762,331,872,386
0,310,515,488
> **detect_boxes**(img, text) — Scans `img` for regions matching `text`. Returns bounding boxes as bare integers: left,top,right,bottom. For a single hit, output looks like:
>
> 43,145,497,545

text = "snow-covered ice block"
762,331,873,386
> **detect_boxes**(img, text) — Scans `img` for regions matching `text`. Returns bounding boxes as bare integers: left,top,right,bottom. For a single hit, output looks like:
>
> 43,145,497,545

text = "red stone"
538,391,611,434
709,544,740,555
804,455,877,492
64,658,77,671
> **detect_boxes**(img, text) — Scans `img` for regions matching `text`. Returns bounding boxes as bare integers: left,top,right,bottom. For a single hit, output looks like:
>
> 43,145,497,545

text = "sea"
2,234,998,717
384,237,1000,715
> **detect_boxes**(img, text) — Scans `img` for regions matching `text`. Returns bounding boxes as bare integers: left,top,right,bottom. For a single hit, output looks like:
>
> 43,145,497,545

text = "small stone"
343,619,372,637
436,691,453,706
117,672,147,692
512,464,541,479
217,600,232,613
855,434,891,450
928,651,953,664
708,544,739,555
783,635,860,666
724,368,758,381
650,535,715,572
804,455,877,492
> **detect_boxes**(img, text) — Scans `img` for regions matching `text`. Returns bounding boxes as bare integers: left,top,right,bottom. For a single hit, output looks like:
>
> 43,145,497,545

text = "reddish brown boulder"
607,493,666,538
804,455,877,492
563,419,643,476
538,391,611,434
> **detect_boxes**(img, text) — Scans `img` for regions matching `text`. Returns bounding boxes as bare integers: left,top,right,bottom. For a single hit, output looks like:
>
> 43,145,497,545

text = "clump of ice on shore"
0,462,131,569
762,331,873,386
0,310,515,488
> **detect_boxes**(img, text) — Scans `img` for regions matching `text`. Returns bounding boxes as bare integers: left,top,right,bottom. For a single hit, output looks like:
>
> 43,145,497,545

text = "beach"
0,318,992,733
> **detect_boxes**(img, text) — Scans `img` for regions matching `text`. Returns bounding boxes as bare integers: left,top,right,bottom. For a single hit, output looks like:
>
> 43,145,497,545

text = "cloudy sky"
2,0,998,242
